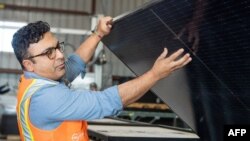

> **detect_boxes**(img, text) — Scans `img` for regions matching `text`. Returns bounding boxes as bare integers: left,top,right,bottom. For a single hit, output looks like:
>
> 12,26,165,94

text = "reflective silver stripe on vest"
19,79,57,141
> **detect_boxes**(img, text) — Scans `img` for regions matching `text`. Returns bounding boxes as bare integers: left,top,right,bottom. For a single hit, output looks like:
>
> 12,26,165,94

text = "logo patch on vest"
72,132,84,141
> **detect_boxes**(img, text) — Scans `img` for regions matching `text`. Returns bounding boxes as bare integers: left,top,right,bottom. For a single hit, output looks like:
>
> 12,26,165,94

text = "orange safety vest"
16,75,89,141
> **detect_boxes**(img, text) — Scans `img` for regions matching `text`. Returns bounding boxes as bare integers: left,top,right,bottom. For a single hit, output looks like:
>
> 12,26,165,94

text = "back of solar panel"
102,0,250,140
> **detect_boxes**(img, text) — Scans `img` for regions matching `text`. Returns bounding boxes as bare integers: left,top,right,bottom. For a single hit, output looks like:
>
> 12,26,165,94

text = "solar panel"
102,0,250,140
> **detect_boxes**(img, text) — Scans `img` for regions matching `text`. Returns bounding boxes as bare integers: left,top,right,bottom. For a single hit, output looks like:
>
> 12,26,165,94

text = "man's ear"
22,60,34,71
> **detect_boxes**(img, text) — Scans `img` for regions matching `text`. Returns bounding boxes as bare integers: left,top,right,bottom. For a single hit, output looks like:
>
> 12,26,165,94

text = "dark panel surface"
102,0,250,141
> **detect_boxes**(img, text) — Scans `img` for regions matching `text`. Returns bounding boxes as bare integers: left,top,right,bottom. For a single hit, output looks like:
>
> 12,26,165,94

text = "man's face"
26,32,65,80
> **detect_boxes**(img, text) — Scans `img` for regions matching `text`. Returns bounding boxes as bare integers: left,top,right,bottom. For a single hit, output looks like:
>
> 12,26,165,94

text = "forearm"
118,70,159,106
118,48,191,106
75,16,112,63
75,34,101,63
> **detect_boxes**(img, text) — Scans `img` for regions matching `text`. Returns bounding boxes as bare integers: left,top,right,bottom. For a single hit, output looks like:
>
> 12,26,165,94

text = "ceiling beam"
0,0,96,16
0,68,22,74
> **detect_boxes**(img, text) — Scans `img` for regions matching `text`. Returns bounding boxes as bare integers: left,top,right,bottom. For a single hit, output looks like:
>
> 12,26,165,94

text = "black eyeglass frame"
26,42,65,60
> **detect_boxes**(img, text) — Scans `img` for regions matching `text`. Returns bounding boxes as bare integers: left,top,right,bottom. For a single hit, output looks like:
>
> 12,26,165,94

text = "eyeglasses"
27,42,64,60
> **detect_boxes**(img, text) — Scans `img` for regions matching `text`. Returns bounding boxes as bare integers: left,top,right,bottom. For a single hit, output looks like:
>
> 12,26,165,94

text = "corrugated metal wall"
0,52,20,87
0,0,150,88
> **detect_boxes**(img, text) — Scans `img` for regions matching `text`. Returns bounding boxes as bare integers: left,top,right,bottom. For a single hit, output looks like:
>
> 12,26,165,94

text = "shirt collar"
23,71,60,83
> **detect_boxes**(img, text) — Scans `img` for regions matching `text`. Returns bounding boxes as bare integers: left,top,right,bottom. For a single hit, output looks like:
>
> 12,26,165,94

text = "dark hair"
12,21,50,69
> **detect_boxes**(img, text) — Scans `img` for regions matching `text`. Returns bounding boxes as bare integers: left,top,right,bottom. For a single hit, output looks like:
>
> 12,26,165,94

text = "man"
12,16,191,141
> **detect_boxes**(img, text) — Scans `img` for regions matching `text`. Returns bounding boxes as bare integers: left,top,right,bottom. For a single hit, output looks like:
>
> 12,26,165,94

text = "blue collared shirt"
25,54,123,130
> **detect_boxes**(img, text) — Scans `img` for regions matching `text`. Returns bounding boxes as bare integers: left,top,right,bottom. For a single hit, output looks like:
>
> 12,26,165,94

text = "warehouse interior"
0,0,250,141
0,0,190,140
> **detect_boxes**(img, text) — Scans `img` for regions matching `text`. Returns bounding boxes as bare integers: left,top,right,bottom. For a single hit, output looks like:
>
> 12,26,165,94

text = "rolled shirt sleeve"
65,53,86,82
